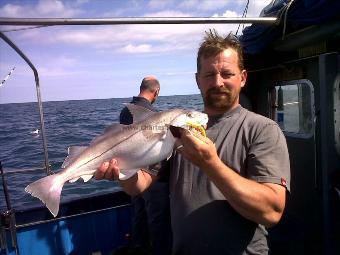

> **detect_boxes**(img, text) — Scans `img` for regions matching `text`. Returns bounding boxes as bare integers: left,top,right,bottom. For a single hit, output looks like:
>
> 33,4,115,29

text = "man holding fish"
95,29,290,255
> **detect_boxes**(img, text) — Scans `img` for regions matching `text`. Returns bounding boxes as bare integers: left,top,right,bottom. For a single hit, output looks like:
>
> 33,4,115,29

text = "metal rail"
0,17,277,26
0,32,51,176
14,203,131,229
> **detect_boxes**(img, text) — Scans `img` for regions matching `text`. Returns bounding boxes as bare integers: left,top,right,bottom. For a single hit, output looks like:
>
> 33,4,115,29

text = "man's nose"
212,73,224,87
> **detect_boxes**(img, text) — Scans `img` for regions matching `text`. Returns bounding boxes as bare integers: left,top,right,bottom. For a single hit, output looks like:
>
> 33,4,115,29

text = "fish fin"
81,174,93,182
25,174,64,217
124,103,156,123
119,169,139,180
62,146,87,168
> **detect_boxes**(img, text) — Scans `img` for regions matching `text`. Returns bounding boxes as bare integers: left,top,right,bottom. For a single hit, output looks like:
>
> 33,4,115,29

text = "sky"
0,0,271,104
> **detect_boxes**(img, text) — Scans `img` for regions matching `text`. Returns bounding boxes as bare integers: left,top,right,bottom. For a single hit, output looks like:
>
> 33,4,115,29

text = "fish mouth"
169,125,182,138
169,122,207,138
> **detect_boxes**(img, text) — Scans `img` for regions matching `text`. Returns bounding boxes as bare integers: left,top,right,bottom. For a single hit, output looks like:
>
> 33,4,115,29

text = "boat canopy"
240,0,340,54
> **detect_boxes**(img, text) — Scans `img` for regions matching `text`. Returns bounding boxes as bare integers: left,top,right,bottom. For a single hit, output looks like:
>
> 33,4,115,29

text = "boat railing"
0,17,277,26
0,32,51,176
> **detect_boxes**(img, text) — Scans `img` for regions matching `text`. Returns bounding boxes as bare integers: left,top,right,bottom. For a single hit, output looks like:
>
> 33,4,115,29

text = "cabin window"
334,75,340,155
269,79,314,137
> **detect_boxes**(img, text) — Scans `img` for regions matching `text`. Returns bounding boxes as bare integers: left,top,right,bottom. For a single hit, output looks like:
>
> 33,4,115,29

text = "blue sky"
0,0,270,104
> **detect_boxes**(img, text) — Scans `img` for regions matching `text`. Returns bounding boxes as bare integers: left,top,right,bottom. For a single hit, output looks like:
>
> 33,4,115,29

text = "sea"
0,94,203,212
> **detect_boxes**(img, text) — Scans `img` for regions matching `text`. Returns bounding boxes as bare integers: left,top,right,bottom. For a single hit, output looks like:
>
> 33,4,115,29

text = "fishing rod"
0,67,15,87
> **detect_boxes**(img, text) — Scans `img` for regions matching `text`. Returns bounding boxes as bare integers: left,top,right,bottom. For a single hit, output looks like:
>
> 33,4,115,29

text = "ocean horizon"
0,93,202,105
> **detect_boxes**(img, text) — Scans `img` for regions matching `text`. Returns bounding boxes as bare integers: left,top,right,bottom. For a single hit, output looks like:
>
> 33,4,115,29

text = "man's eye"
221,72,235,78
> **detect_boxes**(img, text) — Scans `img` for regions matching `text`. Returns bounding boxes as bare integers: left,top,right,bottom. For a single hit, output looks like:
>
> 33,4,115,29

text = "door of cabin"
249,52,340,254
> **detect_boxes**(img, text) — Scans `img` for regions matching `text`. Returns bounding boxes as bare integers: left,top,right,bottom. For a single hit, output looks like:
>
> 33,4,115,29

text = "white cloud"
163,71,195,76
144,10,192,17
75,0,90,4
212,10,240,18
0,0,82,18
1,3,22,17
54,56,78,67
2,0,270,57
14,21,240,57
36,0,64,15
121,43,152,53
30,55,81,77
179,0,230,11
209,0,272,18
0,0,274,103
148,0,173,9
56,29,100,44
38,67,80,77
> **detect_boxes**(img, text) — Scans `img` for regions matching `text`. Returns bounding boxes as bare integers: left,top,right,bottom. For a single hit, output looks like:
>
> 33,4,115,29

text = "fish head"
170,110,208,137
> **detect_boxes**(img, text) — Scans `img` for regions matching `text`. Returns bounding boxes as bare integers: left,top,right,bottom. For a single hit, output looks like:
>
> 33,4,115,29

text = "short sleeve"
247,122,290,191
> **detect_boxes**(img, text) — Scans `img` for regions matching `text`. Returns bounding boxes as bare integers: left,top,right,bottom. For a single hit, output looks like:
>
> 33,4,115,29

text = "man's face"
196,48,247,115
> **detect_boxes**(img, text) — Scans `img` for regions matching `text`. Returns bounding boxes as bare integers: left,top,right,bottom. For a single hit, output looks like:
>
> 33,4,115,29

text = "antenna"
0,66,15,87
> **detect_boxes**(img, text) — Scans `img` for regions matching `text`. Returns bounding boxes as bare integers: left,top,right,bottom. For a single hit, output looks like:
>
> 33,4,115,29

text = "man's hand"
175,129,219,169
94,159,120,181
94,158,154,196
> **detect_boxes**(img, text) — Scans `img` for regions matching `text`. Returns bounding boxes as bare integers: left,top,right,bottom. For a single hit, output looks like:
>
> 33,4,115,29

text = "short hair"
197,29,244,72
140,77,160,93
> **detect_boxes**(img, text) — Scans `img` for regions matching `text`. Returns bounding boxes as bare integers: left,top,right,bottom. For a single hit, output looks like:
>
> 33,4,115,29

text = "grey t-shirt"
169,105,290,255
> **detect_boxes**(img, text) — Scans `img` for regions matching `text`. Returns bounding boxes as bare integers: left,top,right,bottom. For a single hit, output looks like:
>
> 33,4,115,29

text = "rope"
0,25,51,33
236,0,250,35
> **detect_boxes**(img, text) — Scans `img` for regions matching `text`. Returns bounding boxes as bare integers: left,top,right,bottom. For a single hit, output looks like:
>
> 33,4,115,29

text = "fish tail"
25,174,64,217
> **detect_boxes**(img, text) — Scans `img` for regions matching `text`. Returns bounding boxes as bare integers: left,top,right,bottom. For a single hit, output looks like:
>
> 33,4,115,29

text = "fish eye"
187,112,193,118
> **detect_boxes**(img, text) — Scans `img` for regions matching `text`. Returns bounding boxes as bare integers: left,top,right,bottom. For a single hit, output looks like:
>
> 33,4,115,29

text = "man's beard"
203,87,239,112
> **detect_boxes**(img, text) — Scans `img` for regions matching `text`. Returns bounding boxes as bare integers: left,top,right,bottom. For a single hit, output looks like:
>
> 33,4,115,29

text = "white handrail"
0,17,277,26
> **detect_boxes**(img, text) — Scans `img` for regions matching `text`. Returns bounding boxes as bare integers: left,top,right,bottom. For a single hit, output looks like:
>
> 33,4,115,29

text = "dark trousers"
132,181,172,255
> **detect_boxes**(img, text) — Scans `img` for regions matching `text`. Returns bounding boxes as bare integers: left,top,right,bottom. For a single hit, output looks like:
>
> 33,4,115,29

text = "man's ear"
241,70,247,88
154,88,159,97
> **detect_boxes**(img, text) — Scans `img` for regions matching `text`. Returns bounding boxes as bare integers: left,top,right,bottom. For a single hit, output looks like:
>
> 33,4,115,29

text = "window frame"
269,79,315,139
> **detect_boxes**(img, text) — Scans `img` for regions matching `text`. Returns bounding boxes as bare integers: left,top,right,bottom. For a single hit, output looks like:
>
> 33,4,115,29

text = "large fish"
25,104,208,217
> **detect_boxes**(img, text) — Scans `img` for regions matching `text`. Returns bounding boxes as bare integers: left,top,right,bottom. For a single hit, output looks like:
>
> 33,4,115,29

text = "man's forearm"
201,158,286,227
119,170,154,196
